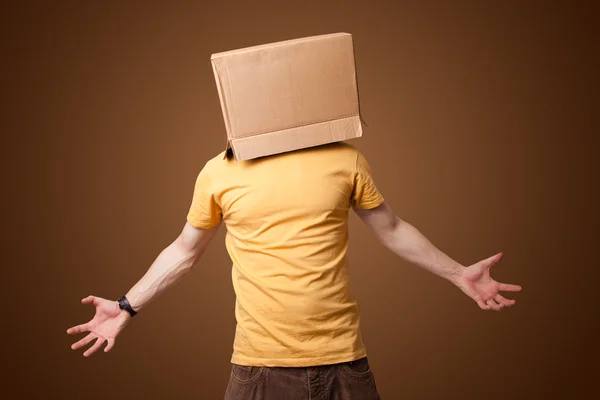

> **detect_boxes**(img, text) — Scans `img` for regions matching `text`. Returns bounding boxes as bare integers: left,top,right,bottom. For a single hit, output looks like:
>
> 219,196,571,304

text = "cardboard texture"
210,32,363,161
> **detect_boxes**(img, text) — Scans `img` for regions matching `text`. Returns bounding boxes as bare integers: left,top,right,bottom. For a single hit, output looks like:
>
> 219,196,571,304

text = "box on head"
210,32,364,161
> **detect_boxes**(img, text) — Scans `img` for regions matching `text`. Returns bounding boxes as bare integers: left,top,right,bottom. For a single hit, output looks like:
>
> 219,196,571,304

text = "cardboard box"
210,32,363,161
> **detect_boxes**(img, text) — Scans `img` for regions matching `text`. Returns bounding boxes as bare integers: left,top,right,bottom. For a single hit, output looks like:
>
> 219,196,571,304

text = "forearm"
124,238,200,313
379,218,465,284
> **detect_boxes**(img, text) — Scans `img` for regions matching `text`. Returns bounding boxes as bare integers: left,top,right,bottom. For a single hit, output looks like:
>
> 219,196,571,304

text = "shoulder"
205,150,228,167
199,150,230,174
329,141,359,155
326,142,372,171
315,141,363,163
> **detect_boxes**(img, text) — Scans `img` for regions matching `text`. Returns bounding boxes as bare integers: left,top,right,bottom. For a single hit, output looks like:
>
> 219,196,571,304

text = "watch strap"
117,295,138,317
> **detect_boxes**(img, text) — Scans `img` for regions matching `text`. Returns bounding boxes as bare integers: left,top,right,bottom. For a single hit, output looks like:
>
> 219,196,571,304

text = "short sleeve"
350,151,384,209
186,164,222,229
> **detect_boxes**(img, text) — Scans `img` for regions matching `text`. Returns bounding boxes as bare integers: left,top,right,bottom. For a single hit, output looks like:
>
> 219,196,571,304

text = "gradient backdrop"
3,1,598,399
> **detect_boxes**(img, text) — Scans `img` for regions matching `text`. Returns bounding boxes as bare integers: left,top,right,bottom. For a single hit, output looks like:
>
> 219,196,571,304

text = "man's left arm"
353,201,522,310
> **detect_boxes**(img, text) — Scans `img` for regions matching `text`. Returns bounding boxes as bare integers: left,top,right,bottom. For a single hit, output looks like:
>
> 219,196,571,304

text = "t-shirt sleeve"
350,151,385,209
186,164,222,229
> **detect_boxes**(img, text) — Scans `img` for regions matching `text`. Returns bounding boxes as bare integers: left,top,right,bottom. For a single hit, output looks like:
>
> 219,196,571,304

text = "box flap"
229,115,362,161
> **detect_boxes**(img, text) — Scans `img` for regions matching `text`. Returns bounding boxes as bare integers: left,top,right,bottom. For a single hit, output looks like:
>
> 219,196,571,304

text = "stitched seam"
202,163,224,220
307,368,312,400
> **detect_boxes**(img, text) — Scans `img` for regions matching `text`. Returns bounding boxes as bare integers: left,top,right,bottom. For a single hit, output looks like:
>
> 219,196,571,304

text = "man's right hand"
67,295,131,357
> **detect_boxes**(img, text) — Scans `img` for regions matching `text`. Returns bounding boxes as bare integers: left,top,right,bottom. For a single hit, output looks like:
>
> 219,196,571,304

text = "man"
67,142,522,399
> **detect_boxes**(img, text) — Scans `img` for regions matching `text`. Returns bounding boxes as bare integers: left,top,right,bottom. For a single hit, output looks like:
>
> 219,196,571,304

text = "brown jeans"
224,357,381,400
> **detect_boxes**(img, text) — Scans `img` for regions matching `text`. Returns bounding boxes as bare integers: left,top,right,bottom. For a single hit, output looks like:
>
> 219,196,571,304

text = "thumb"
480,252,503,269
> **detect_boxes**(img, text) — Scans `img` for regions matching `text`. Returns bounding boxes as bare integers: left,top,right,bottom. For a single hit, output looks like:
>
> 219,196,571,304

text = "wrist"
448,264,465,285
113,301,131,319
119,307,132,320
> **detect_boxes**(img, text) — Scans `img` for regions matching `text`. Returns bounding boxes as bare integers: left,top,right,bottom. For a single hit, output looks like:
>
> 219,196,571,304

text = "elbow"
174,235,203,264
390,215,402,231
383,215,402,234
377,217,402,248
175,222,219,266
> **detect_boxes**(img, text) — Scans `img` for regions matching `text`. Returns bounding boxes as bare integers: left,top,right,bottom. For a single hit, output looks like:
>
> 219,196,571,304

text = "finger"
83,337,105,357
71,332,95,350
499,283,522,292
477,300,491,310
495,293,516,306
482,252,503,269
104,338,115,353
66,323,90,335
486,298,503,311
81,296,95,304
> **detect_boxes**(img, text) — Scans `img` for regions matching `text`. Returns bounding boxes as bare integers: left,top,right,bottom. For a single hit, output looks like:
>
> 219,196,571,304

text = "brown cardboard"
210,32,363,161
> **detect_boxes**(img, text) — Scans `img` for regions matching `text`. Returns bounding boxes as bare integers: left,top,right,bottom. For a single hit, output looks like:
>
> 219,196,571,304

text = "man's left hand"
455,252,522,311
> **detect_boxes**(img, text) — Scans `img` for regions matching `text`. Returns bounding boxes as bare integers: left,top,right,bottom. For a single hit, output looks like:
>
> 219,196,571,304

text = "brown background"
2,1,598,399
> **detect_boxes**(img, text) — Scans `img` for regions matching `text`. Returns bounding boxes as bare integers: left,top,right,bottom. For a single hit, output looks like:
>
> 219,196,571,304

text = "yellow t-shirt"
186,142,384,367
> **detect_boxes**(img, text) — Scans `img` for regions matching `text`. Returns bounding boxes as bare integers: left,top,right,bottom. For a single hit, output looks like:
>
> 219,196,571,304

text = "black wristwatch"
117,295,138,317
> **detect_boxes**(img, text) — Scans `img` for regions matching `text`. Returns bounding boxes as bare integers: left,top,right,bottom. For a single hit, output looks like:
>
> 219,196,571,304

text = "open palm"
455,252,522,310
66,295,130,356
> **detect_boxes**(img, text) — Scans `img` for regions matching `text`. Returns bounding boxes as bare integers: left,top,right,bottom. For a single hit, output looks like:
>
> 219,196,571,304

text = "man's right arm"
67,221,221,356
122,221,220,316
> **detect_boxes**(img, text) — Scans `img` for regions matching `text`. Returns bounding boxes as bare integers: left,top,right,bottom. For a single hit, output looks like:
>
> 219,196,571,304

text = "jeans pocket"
230,364,267,384
340,357,372,379
225,365,269,400
337,358,381,399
